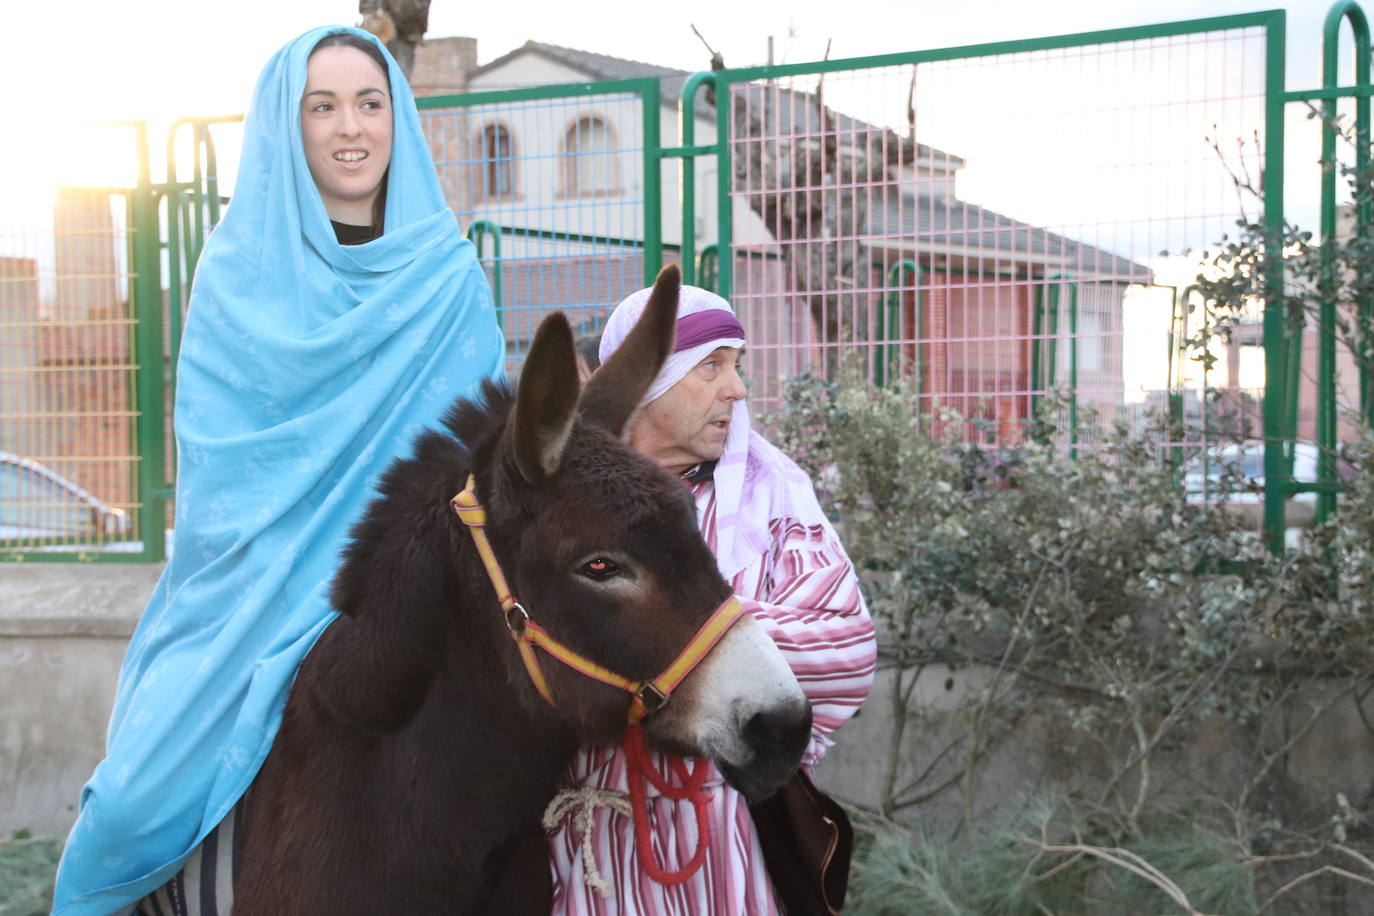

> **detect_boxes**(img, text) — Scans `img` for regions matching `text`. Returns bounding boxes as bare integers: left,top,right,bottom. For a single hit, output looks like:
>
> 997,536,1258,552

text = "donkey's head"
474,265,810,801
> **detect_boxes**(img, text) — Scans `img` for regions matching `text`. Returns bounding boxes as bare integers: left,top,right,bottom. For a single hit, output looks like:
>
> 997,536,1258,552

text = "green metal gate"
416,78,666,367
3,4,1372,560
0,122,167,563
685,7,1367,553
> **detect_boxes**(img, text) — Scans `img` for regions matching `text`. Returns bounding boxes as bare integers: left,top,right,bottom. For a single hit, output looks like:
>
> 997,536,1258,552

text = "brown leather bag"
749,769,855,914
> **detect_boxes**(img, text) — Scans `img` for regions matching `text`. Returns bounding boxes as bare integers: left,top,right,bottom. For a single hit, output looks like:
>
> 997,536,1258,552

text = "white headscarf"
600,283,832,580
598,284,746,403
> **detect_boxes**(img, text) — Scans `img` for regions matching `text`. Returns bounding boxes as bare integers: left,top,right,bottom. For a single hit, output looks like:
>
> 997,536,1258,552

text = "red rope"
622,725,712,886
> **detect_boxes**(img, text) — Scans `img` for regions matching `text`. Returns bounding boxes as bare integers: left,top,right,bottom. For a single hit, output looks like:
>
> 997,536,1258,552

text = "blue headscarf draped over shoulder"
53,26,504,915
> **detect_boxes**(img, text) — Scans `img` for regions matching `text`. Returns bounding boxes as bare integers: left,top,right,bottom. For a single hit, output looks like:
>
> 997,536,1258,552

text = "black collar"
681,460,718,484
331,220,380,245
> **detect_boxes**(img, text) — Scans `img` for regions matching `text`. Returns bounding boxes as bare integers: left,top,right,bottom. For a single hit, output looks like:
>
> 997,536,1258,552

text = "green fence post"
1163,284,1185,469
1263,8,1289,554
1046,274,1079,457
465,219,504,328
641,79,663,286
1317,1,1371,522
679,71,717,287
1031,284,1043,418
131,121,167,562
697,244,719,293
1045,280,1061,398
713,77,733,302
1068,278,1079,458
160,187,185,393
879,260,919,388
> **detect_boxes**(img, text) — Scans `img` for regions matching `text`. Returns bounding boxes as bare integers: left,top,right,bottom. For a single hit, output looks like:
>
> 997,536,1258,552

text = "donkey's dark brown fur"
232,266,805,915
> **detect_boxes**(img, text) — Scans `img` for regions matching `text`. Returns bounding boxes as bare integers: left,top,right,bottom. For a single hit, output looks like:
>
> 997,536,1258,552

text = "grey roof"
487,41,688,83
470,41,712,118
869,193,1151,281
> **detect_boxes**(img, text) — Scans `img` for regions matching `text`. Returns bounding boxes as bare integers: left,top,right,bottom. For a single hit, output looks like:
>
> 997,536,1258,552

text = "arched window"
563,117,618,197
476,123,515,199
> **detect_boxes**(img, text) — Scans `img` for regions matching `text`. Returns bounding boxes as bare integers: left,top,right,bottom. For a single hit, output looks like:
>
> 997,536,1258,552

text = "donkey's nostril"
743,702,812,760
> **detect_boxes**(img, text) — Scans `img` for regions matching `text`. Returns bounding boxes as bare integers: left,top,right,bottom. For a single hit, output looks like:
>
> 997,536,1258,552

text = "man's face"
630,346,746,474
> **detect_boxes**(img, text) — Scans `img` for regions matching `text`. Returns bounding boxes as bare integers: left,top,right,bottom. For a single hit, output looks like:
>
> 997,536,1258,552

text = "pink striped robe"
548,470,877,914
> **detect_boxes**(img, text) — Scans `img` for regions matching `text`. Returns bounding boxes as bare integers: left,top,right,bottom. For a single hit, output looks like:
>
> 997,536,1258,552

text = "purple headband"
674,310,746,352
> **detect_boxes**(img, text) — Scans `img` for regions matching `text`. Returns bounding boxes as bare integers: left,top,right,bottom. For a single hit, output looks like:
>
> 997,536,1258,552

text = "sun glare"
5,109,149,191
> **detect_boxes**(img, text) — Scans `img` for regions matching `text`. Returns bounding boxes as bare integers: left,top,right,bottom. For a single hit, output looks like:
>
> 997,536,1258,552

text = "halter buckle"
505,602,530,636
635,682,670,715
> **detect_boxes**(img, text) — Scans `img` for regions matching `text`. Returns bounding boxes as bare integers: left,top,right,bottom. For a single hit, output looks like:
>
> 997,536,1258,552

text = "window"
564,117,618,197
477,123,515,199
1076,310,1103,374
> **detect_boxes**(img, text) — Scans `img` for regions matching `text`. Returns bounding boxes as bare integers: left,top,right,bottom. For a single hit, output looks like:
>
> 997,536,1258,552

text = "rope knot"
543,786,633,898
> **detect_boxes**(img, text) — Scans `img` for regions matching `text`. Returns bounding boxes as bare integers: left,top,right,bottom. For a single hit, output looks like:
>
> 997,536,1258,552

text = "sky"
3,0,1348,191
7,0,1344,157
3,0,1347,240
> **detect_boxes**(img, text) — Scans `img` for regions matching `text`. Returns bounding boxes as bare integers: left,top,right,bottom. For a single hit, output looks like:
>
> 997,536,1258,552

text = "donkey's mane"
333,374,689,625
438,377,517,467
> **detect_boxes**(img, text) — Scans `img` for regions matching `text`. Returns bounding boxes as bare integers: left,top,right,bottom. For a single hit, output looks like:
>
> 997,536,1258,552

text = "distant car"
0,451,131,542
1183,442,1342,527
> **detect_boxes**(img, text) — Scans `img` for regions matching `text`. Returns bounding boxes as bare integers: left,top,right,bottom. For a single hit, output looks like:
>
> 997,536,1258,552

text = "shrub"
768,371,1374,913
0,831,60,916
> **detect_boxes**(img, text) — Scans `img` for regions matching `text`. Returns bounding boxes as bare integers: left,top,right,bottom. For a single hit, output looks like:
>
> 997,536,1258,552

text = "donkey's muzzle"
717,698,812,802
745,703,813,763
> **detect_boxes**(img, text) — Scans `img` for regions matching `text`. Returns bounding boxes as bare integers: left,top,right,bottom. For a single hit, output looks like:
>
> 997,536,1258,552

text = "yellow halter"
451,475,744,724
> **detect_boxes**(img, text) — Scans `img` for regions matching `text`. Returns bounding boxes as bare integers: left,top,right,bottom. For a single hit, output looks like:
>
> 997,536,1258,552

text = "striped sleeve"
731,517,877,766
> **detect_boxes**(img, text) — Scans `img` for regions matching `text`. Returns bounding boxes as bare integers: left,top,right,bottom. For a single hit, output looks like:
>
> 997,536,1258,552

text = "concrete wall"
0,563,877,842
812,662,1374,845
10,563,1370,858
1,564,158,838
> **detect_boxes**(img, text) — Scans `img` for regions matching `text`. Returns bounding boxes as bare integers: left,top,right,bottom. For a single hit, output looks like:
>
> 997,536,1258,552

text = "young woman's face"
300,45,393,225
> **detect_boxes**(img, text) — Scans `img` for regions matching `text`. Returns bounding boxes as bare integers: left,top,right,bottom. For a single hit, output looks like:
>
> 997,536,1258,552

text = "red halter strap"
451,474,744,724
623,724,712,885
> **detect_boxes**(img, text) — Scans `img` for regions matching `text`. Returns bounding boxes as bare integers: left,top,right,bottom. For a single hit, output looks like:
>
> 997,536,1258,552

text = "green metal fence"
2,4,1370,560
0,121,167,563
685,7,1368,553
415,78,665,371
688,14,1277,423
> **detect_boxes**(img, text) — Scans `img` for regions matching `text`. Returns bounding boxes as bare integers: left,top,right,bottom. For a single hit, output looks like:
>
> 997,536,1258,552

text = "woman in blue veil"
52,26,505,915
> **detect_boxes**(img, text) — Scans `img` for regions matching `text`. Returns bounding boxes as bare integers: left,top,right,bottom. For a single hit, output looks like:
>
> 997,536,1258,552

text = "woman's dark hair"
311,32,391,86
309,32,393,232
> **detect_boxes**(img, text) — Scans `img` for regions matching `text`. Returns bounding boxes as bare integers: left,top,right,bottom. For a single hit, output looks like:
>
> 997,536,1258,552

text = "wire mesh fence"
419,82,660,374
720,25,1270,459
4,11,1361,558
0,181,141,555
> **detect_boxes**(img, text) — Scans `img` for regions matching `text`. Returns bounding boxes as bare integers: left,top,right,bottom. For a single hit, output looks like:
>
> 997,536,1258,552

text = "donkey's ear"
509,311,580,482
580,263,680,436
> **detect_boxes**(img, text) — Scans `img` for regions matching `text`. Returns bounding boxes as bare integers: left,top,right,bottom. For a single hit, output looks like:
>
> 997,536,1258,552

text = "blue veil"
52,27,505,914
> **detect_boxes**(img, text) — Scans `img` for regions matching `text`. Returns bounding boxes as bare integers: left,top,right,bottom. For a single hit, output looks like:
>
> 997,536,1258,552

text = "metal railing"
3,4,1371,558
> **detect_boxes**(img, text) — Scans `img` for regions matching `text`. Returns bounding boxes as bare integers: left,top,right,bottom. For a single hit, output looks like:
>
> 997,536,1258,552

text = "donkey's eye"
580,557,621,581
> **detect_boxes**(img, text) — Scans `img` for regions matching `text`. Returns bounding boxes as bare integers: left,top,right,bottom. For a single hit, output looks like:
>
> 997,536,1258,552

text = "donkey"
233,265,813,914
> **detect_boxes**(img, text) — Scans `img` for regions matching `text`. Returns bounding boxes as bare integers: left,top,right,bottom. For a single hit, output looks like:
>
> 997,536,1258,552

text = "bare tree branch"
359,0,430,78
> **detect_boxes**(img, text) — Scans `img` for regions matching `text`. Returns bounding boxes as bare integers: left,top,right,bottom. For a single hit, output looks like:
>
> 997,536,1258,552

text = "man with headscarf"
546,282,877,914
